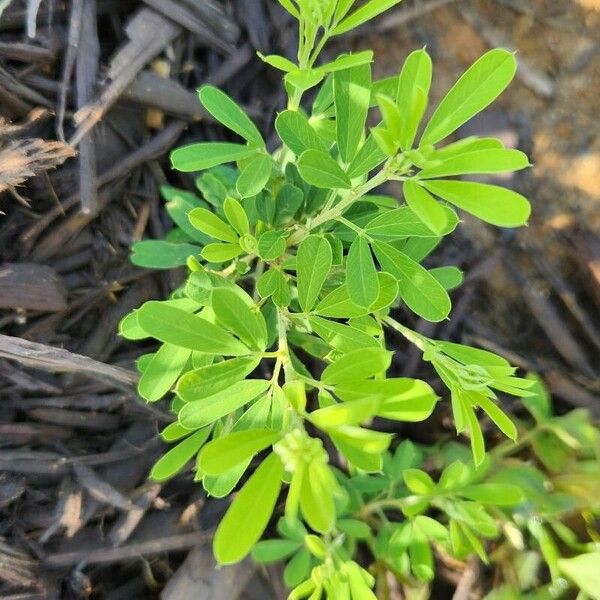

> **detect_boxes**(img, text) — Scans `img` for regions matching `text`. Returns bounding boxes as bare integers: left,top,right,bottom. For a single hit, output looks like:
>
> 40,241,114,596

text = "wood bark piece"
45,530,212,568
70,8,180,146
0,263,67,311
160,545,256,600
141,0,236,54
0,333,137,388
75,0,100,215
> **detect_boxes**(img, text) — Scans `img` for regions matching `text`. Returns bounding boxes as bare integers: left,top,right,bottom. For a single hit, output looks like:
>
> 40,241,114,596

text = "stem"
288,165,391,246
383,315,428,352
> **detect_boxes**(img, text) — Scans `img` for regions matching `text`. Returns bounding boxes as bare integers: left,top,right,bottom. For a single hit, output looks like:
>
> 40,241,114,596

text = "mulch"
0,1,598,598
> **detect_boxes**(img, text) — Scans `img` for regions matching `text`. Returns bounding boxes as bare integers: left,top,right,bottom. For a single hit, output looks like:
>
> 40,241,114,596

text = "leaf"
423,179,531,227
365,205,458,240
119,311,148,340
403,469,435,495
320,50,374,73
258,52,297,72
214,452,283,564
211,288,267,350
429,266,464,291
310,396,383,430
465,403,486,466
275,110,328,156
160,422,193,442
258,231,286,260
199,429,281,475
461,483,524,506
321,348,391,384
421,49,517,145
346,133,387,178
396,48,432,150
201,242,243,262
138,343,191,402
334,63,371,163
171,142,257,172
236,154,272,198
332,0,402,35
329,427,387,472
188,207,238,242
403,179,449,235
198,85,263,147
309,315,380,352
477,394,518,441
418,148,530,179
300,462,336,533
297,149,351,189
137,301,249,355
297,236,332,312
346,236,380,308
373,242,451,322
223,197,249,235
179,379,271,428
251,539,301,564
165,192,209,243
150,427,211,481
558,553,600,600
131,240,199,269
315,285,369,318
257,268,291,307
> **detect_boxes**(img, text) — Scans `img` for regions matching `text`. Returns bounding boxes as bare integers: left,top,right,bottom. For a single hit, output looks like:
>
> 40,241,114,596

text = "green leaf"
309,316,380,352
461,483,524,506
321,348,391,384
432,136,503,159
332,0,402,35
257,268,291,307
251,539,301,564
396,48,432,150
421,49,517,145
320,50,374,73
199,429,281,475
138,343,191,402
418,148,530,179
165,193,209,243
403,179,449,235
346,236,379,308
179,379,271,429
465,403,486,466
236,154,272,198
558,553,600,600
429,266,464,291
198,85,263,147
477,394,518,441
403,468,435,495
214,452,283,564
310,396,382,428
160,422,193,442
223,197,249,235
373,242,451,322
346,133,387,178
131,240,199,269
171,142,256,172
423,179,531,227
150,427,211,481
188,207,238,242
257,52,297,72
297,149,351,189
275,110,328,156
137,301,249,355
258,231,286,260
315,285,369,318
201,242,243,262
284,547,312,588
119,311,148,340
300,462,336,533
365,205,458,240
211,288,267,350
334,63,371,163
297,235,333,312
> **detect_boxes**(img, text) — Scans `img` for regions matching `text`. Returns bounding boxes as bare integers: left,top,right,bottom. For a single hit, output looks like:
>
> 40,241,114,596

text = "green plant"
118,1,598,597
